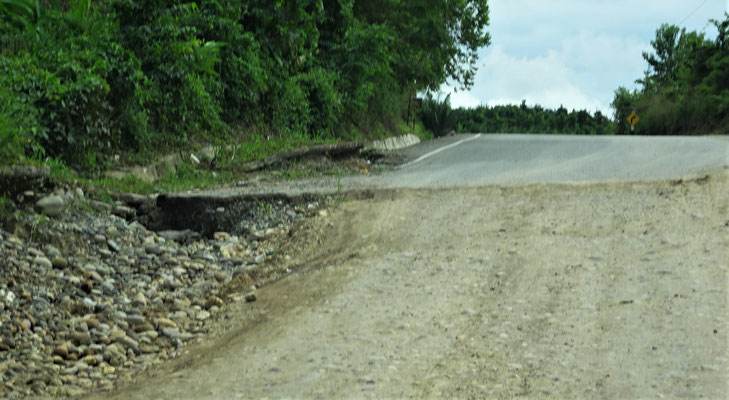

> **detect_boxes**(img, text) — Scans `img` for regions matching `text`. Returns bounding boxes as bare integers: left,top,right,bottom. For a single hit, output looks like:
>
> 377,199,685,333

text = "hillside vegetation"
0,0,490,171
612,14,729,135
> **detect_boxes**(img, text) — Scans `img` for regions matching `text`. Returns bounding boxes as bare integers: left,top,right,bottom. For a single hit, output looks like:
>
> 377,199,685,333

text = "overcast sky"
444,0,729,116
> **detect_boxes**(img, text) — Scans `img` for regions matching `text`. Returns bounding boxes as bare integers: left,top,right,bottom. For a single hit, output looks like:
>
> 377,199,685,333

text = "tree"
352,0,491,91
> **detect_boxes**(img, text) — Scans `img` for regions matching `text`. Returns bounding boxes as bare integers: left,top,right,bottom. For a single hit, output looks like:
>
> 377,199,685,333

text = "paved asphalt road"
168,134,729,201
379,134,729,188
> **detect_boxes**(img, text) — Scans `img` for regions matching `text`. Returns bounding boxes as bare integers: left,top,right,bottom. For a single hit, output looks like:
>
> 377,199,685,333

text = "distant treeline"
612,14,729,135
452,101,611,135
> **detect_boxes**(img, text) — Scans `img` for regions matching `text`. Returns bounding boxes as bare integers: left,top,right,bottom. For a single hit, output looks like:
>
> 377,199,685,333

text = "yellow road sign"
627,112,639,127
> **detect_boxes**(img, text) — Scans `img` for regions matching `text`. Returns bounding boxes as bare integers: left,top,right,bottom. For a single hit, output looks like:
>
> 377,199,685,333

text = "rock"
107,240,121,253
33,256,52,270
213,231,231,242
94,234,107,245
245,292,257,302
196,311,211,321
112,204,136,219
0,343,10,352
71,332,92,346
43,244,61,257
87,270,103,282
171,298,191,312
157,230,196,244
155,318,177,329
161,327,182,338
82,298,97,312
132,292,148,307
51,256,68,269
139,344,159,354
63,366,79,375
84,318,100,330
35,195,65,217
205,296,224,310
52,345,69,359
133,322,155,333
145,243,164,256
82,355,99,366
125,315,145,326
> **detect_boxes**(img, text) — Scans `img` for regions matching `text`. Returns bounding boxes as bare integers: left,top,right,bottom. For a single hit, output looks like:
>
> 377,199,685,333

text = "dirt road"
87,173,728,399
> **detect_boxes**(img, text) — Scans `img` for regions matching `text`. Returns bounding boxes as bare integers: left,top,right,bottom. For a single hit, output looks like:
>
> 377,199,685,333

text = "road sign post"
627,112,639,133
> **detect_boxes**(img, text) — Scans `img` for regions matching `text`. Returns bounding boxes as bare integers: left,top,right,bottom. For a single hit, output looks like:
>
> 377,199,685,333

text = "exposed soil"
84,172,728,399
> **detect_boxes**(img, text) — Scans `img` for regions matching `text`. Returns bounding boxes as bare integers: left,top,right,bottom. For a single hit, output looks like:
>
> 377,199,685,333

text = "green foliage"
613,14,729,135
352,0,490,90
0,9,149,169
419,93,456,137
0,85,39,164
1,0,493,170
0,0,47,30
452,101,611,135
110,0,226,143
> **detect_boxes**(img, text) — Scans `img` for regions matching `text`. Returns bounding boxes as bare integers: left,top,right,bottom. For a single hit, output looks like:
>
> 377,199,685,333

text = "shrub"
0,85,39,164
0,10,149,169
420,93,454,137
110,0,226,144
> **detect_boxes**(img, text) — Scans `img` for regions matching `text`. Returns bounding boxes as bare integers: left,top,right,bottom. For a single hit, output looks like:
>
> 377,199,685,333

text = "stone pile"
0,189,308,398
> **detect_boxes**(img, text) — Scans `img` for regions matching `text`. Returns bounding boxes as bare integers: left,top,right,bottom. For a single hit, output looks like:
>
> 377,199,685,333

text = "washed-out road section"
87,134,729,399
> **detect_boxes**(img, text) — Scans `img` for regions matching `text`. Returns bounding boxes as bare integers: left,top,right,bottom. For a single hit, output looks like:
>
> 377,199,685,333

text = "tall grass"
419,93,455,137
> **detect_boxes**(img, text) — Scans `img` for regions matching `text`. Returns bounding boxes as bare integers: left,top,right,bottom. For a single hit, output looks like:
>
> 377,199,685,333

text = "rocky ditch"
0,186,324,398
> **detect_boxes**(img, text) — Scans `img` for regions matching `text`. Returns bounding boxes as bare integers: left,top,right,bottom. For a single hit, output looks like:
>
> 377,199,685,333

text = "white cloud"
449,45,612,113
443,0,727,116
448,90,482,109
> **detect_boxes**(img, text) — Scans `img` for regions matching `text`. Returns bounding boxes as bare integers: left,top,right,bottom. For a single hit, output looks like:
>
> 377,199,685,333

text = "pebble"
52,344,69,359
107,239,122,252
51,256,68,268
156,318,177,329
33,256,53,269
161,327,182,338
0,191,303,398
71,332,92,346
132,292,148,307
36,195,65,217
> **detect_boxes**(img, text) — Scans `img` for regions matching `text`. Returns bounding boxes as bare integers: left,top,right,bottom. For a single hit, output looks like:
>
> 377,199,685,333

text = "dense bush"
1,3,149,169
0,86,39,163
419,93,455,137
0,0,493,168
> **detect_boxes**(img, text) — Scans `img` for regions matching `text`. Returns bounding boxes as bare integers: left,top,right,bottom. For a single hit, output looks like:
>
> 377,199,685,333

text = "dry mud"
85,173,729,399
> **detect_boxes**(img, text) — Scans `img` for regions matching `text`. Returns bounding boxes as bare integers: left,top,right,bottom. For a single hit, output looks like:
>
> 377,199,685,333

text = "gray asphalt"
169,134,729,200
378,134,729,188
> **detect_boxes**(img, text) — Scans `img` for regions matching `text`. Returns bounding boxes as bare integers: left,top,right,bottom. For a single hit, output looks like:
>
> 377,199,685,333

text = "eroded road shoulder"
87,173,729,399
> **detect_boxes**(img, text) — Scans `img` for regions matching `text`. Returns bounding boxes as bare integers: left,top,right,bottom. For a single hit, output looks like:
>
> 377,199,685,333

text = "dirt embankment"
86,173,729,399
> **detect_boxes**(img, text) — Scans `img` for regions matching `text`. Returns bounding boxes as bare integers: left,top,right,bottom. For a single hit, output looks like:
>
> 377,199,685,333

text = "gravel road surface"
86,170,729,399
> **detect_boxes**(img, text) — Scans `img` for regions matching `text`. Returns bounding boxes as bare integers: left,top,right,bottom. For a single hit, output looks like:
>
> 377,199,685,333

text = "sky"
443,0,729,116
